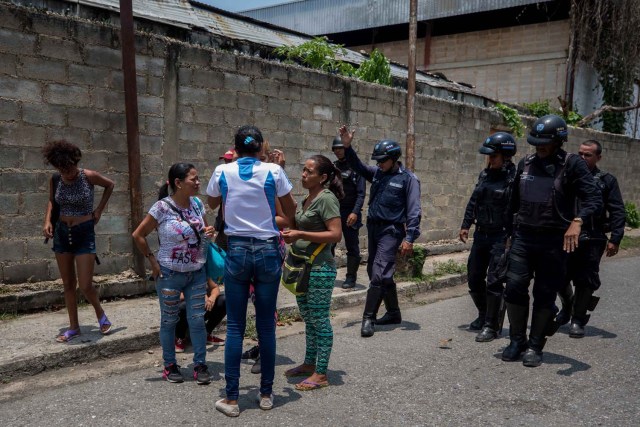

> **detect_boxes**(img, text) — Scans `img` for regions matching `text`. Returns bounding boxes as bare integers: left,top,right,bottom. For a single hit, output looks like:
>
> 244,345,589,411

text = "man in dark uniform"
459,132,517,342
338,125,422,338
502,115,602,367
332,136,366,289
555,139,625,338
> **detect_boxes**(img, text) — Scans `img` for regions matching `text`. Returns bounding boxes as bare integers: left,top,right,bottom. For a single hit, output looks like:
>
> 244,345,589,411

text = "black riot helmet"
479,132,517,157
331,136,344,149
527,114,568,146
371,140,402,162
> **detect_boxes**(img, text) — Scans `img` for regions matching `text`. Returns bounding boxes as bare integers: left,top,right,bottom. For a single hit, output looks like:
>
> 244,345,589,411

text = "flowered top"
149,197,206,272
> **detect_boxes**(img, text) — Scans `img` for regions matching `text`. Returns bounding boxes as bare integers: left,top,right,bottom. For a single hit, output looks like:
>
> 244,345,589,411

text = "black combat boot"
469,291,487,331
342,255,361,289
502,303,529,361
523,308,555,367
555,282,574,326
569,287,597,338
376,285,402,325
476,293,502,342
361,286,384,337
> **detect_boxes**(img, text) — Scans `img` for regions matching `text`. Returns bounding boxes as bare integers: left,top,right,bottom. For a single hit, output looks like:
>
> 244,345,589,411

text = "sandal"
56,328,80,343
295,379,329,391
284,365,315,377
99,312,112,335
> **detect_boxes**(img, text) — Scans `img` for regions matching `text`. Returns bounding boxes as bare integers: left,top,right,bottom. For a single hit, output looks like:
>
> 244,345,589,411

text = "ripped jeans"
156,265,207,367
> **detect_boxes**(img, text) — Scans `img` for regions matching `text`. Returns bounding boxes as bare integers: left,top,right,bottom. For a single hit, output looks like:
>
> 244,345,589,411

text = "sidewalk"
0,247,469,382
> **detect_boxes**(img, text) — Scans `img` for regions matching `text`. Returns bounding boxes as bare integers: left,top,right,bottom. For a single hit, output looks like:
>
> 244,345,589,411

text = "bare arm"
208,195,222,211
281,217,342,244
278,192,297,228
43,176,55,238
132,214,161,279
85,169,115,225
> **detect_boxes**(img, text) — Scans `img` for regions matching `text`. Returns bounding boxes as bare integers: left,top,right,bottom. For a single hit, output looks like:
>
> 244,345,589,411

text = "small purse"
281,243,326,296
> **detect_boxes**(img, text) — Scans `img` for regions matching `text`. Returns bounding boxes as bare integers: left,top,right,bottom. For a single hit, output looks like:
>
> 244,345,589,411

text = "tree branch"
577,102,640,127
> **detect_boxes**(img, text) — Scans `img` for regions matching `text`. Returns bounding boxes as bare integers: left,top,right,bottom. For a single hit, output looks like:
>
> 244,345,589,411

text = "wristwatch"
572,217,583,226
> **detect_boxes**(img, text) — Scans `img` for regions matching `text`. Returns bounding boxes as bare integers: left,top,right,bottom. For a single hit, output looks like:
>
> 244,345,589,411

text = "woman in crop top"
42,140,115,343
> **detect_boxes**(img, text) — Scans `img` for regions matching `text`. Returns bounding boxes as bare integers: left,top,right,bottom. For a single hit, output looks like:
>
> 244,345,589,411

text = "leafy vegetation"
354,49,392,86
625,202,640,228
620,235,640,250
274,38,392,86
495,103,525,137
523,99,583,126
570,0,640,133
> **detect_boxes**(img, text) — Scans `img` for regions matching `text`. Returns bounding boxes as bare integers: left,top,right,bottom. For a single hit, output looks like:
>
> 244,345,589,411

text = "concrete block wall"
0,4,638,284
428,20,570,104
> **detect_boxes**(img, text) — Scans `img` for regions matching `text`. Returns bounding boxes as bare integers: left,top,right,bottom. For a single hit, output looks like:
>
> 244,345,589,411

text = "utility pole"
119,0,145,277
406,0,418,172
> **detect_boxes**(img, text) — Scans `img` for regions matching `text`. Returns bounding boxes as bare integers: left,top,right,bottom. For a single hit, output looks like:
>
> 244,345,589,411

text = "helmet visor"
479,146,496,155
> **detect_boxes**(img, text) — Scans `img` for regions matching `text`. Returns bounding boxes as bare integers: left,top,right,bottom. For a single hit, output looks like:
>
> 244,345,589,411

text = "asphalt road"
1,256,639,426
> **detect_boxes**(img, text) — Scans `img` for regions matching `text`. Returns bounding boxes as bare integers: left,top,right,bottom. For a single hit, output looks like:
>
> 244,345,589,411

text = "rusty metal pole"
119,0,145,277
406,0,418,172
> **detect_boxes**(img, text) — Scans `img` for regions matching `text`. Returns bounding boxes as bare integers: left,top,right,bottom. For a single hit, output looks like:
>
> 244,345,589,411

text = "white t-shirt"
149,197,206,272
206,157,293,240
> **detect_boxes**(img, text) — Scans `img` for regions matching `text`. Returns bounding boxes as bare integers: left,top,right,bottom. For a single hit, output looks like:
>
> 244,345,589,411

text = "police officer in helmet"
338,125,422,338
459,132,517,342
502,115,602,367
555,139,625,338
331,136,366,289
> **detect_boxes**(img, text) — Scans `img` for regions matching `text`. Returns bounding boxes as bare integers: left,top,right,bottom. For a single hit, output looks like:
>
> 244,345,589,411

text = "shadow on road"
542,351,592,376
556,325,617,339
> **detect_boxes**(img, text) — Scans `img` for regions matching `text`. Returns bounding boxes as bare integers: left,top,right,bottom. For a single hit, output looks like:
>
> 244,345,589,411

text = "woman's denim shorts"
52,219,96,255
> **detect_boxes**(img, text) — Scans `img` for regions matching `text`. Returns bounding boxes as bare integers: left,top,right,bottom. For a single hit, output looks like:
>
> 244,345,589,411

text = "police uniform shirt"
344,146,422,243
587,167,626,244
334,159,366,214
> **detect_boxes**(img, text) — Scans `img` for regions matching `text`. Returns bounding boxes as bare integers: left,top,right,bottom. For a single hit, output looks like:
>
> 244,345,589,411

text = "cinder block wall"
0,5,638,283
353,20,570,105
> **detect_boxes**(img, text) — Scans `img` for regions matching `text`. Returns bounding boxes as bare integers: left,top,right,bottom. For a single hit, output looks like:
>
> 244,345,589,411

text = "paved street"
1,255,639,426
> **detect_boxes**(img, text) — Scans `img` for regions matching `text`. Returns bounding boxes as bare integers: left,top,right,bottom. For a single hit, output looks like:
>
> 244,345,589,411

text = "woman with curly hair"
42,140,115,343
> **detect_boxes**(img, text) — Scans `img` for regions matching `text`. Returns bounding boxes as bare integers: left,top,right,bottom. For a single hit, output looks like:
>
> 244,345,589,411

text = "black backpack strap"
163,199,202,246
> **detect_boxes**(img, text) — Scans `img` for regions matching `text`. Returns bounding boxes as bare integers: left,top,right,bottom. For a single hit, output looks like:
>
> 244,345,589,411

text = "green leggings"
296,263,336,375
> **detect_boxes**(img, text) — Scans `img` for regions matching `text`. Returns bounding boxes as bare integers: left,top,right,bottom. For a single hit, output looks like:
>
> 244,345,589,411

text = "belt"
475,225,505,234
228,235,277,243
367,219,400,226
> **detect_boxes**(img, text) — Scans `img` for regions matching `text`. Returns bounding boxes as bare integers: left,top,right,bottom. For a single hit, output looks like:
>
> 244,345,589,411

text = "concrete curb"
0,272,467,381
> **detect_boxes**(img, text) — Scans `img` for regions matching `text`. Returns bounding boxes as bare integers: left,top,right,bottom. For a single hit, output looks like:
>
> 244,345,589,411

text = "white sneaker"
259,394,273,410
215,399,240,417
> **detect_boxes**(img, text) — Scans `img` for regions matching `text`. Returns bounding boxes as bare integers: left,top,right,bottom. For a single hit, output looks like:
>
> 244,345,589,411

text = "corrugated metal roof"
241,0,546,35
56,0,487,101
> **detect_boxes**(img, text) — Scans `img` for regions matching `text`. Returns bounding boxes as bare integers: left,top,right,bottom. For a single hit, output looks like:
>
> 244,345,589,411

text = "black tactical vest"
473,163,515,230
517,152,575,230
335,160,359,208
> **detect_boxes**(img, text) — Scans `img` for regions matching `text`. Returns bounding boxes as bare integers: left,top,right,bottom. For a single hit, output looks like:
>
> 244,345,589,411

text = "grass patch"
0,312,19,321
620,235,640,250
244,317,257,340
433,260,467,276
277,310,303,326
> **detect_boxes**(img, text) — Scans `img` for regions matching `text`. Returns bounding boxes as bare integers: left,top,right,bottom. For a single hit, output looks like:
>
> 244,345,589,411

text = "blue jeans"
224,236,281,400
156,265,207,367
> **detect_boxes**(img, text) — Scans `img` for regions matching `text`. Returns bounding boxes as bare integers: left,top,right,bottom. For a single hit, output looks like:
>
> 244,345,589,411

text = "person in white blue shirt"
206,125,295,417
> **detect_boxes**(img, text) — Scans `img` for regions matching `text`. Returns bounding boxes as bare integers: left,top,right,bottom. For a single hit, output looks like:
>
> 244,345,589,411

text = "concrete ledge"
0,273,466,382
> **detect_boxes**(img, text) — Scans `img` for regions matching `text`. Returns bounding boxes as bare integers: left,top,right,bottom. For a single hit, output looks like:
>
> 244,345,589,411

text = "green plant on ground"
277,310,303,325
244,317,257,340
625,202,640,228
620,235,640,250
0,312,19,321
495,103,525,137
354,49,392,86
433,260,467,276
